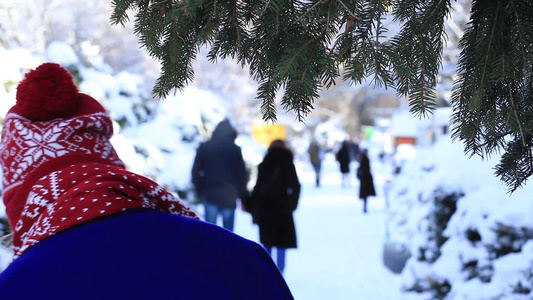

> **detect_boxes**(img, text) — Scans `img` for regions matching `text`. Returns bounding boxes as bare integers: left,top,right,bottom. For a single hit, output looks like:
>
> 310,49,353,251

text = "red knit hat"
0,63,197,258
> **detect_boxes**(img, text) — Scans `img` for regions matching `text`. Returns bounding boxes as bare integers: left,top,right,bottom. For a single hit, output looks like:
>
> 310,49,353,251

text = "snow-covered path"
234,153,420,300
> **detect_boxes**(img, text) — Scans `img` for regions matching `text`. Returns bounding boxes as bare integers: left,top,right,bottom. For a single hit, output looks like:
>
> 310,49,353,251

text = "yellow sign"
251,122,287,146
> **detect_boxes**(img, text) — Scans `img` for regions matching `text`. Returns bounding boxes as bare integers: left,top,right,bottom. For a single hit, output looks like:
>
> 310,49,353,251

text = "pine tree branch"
294,0,332,25
110,0,134,26
111,0,533,192
507,81,526,147
334,0,356,19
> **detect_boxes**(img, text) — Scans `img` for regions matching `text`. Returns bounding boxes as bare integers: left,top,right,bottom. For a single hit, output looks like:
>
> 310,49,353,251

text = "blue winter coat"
0,209,294,300
191,120,248,208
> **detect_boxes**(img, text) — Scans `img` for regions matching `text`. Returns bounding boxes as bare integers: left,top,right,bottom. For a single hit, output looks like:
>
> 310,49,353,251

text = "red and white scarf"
1,112,198,259
14,162,198,258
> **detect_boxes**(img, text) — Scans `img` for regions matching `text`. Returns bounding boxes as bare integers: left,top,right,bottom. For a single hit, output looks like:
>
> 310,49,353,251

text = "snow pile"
388,136,533,299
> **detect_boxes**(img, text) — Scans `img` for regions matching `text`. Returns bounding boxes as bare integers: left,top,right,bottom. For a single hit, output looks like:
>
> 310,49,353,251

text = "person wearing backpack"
249,139,301,274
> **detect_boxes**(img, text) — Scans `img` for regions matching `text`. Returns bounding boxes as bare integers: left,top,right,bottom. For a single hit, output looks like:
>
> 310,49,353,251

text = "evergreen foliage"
487,223,533,259
110,0,448,120
111,0,533,191
413,189,462,266
451,0,533,193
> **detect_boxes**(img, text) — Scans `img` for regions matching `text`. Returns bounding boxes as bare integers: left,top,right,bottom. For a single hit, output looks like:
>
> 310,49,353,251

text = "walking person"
358,149,376,213
0,63,294,299
335,140,351,188
249,139,301,274
349,139,362,162
307,140,324,187
191,119,248,232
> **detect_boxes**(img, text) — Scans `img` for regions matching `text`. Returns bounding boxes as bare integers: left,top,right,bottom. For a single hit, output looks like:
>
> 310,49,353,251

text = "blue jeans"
312,163,322,186
203,201,235,232
263,245,286,274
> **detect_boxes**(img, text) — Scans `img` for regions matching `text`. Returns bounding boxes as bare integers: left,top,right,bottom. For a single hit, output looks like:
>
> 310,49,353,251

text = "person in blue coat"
191,119,248,232
0,210,293,300
0,63,293,300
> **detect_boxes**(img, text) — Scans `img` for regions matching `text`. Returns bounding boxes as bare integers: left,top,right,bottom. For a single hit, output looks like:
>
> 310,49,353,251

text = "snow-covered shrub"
395,187,463,299
389,135,533,299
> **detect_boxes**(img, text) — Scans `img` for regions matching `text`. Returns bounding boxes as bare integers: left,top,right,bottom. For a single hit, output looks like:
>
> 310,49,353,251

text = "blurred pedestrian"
307,140,324,187
335,140,351,188
358,149,376,213
0,63,294,299
191,119,248,232
349,139,362,162
249,139,301,274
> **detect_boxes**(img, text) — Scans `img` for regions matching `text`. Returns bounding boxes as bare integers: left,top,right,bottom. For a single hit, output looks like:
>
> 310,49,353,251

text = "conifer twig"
507,83,526,147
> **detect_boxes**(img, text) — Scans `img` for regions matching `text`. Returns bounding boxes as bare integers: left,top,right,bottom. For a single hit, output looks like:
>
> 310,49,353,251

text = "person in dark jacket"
191,119,248,232
349,139,362,162
0,63,294,300
307,140,323,187
335,140,351,188
359,149,376,213
249,139,300,274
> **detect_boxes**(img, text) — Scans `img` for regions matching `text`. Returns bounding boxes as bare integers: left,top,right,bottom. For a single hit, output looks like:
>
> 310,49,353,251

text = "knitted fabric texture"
0,63,198,259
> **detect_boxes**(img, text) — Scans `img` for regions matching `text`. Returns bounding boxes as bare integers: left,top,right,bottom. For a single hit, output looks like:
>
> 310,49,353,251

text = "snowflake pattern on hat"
1,112,121,195
0,111,126,231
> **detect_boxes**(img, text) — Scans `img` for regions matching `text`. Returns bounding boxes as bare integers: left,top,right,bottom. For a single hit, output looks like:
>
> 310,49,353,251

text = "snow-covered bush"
388,136,533,299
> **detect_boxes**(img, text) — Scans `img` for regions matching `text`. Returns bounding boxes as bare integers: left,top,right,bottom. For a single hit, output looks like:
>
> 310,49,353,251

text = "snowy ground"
232,153,422,300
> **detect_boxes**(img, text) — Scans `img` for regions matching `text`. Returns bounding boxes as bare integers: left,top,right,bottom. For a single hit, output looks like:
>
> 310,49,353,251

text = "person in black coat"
335,140,351,188
191,119,248,232
358,149,376,213
249,139,301,274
